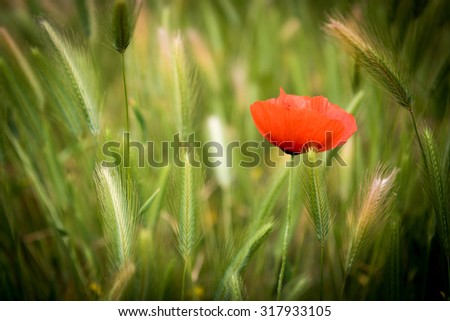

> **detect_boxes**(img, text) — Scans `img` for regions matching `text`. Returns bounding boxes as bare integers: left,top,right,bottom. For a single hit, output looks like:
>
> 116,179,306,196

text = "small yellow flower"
193,285,205,299
89,282,102,297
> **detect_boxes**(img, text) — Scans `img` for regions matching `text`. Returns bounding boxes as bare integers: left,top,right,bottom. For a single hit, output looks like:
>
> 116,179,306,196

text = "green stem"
320,244,325,300
121,53,130,172
409,107,436,300
447,256,450,300
340,274,348,300
223,186,232,240
277,155,295,301
421,232,432,299
181,259,188,300
327,238,339,299
121,53,130,133
408,108,426,168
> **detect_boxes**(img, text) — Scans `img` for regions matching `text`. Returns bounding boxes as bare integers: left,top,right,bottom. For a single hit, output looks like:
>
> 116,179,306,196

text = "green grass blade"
216,221,274,300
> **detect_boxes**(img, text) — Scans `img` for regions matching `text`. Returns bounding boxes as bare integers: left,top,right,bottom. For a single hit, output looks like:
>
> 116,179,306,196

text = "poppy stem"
277,154,295,300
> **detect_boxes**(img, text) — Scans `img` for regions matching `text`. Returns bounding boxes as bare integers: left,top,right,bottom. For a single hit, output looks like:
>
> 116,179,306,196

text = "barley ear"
169,33,200,299
94,165,139,271
301,148,331,244
215,222,274,300
345,165,398,276
111,0,142,54
421,127,450,256
175,148,203,300
177,150,199,263
39,19,99,134
324,16,411,109
171,34,197,140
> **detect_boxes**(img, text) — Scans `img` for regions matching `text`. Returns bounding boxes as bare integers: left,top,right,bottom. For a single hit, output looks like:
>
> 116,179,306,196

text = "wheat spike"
40,20,99,134
301,148,331,244
345,165,398,275
94,165,139,270
111,0,142,53
325,16,411,108
422,127,449,256
171,34,197,140
216,222,274,300
178,150,197,262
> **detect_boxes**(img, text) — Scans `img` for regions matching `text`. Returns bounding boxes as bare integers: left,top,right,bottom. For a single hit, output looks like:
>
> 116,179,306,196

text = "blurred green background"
0,0,449,300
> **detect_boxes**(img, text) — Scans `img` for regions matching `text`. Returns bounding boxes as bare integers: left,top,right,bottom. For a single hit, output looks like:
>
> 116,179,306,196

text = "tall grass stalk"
168,34,200,299
324,16,428,168
342,166,398,297
320,244,325,300
389,218,401,300
121,53,130,133
448,257,450,300
301,148,331,300
421,127,450,294
409,110,427,171
421,128,449,256
0,28,44,109
121,52,131,168
110,0,141,163
7,132,63,230
216,222,274,300
277,155,295,301
324,20,443,298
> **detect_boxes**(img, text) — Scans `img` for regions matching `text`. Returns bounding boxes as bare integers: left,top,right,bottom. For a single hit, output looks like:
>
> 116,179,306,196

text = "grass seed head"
112,0,142,54
324,16,411,109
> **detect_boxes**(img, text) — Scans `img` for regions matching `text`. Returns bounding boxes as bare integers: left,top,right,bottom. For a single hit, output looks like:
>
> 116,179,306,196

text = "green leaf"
139,188,160,216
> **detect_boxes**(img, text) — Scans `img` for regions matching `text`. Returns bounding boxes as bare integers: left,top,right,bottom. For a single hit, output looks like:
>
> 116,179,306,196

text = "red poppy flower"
250,88,357,154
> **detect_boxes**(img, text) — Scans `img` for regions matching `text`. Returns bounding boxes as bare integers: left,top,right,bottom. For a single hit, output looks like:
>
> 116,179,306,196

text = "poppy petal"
250,88,357,154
